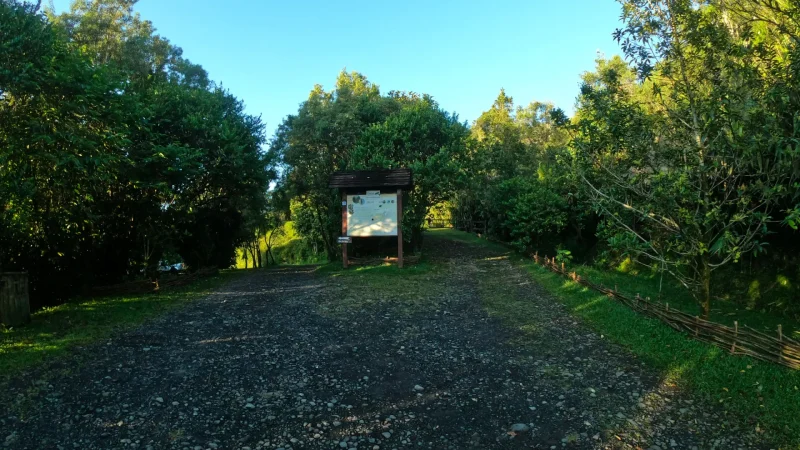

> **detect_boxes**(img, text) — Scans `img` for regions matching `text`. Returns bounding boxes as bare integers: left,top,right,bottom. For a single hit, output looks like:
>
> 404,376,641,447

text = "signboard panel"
337,236,352,244
347,193,398,236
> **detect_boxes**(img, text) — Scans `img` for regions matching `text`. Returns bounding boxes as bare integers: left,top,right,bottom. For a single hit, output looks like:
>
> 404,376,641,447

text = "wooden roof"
329,169,413,189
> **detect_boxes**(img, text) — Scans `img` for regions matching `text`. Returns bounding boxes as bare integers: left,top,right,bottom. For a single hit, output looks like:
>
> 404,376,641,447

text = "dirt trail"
0,234,770,449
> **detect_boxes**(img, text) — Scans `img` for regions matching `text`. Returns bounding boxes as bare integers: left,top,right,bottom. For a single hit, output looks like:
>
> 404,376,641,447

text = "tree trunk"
249,242,257,269
243,248,248,269
700,254,711,319
256,239,262,268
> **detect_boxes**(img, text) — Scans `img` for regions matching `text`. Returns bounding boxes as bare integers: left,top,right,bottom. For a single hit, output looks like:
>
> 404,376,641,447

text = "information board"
347,192,398,237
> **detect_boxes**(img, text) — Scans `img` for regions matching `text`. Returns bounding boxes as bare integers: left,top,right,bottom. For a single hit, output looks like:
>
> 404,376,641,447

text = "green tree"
350,95,469,249
269,71,399,258
573,1,798,318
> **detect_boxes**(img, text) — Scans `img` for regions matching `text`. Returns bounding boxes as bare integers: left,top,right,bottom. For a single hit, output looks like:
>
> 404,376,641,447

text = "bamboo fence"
533,253,800,370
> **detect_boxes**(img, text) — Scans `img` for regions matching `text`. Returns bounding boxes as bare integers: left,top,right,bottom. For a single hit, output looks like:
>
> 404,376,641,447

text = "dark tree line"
0,0,272,307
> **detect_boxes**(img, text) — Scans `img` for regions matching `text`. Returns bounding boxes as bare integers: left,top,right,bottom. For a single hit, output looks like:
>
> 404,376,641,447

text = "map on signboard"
347,192,398,236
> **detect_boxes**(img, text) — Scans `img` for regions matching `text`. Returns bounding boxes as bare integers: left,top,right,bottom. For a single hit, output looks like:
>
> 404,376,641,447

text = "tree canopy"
0,0,271,306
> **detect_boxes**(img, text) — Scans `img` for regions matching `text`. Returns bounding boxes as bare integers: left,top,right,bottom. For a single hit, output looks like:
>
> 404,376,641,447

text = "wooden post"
731,321,738,354
397,188,404,268
0,272,30,327
778,324,783,342
341,191,349,269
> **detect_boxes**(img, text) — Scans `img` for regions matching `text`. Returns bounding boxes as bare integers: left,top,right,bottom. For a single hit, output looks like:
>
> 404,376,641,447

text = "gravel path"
0,234,771,449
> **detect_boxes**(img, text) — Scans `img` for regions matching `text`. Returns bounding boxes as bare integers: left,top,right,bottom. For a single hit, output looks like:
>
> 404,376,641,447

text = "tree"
269,71,400,258
572,1,798,318
1,0,271,307
349,95,469,249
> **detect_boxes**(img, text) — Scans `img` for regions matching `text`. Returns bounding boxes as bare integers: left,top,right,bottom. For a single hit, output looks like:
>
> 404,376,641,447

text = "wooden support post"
731,321,738,354
397,188,404,268
778,324,783,342
341,191,349,269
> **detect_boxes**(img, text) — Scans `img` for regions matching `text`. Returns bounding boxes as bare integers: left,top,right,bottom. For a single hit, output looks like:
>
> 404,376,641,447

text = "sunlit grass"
0,271,242,379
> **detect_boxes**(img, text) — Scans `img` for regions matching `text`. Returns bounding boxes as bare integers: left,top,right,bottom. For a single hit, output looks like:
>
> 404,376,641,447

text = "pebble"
510,423,530,432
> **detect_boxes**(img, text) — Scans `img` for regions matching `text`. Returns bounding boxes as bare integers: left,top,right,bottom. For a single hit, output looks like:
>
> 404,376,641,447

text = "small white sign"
366,190,381,196
342,201,347,206
337,236,352,244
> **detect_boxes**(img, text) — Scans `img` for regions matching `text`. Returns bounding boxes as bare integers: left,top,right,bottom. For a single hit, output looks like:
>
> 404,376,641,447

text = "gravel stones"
0,236,773,449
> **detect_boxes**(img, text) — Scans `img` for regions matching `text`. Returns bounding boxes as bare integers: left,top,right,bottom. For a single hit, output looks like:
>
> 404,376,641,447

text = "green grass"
315,257,446,317
0,271,242,379
563,262,800,338
440,229,800,447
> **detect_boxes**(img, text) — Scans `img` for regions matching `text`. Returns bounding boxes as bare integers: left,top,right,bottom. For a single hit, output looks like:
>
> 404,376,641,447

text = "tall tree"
573,1,798,318
269,71,399,258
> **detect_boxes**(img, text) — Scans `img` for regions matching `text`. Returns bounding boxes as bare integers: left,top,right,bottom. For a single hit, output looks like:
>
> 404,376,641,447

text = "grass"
563,262,800,338
0,271,242,380
316,259,446,317
435,229,800,447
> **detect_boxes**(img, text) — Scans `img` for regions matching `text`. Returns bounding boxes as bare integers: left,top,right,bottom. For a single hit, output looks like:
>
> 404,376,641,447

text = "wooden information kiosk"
329,169,413,268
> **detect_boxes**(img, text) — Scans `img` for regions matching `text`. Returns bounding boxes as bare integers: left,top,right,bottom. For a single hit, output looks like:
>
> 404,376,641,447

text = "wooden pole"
341,191,348,269
397,188,404,268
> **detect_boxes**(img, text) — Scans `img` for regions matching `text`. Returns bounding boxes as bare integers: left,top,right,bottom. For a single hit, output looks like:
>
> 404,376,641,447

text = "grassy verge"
437,229,800,446
560,263,800,338
0,271,242,379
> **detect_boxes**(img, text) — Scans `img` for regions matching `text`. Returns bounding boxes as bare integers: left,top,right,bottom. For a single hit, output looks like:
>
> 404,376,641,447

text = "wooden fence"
0,272,31,327
533,254,800,370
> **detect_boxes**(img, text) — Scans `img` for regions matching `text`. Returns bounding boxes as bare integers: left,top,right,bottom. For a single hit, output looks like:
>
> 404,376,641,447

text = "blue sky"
52,0,625,138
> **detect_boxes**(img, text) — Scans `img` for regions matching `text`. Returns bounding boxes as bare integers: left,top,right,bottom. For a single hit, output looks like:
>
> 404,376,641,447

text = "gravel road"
0,234,772,449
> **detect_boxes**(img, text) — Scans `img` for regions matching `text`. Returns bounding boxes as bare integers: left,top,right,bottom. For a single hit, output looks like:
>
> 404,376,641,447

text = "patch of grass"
564,264,800,338
0,271,242,379
473,256,542,347
315,259,446,317
443,229,800,446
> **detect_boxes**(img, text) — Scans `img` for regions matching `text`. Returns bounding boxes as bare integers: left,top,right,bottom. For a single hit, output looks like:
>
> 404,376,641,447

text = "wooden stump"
0,272,30,327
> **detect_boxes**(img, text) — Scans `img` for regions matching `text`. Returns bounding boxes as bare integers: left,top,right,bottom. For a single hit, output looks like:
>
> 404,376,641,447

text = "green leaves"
0,0,271,304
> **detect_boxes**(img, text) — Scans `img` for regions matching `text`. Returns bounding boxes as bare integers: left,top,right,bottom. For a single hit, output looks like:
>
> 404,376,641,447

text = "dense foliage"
6,0,800,321
268,75,468,256
0,0,271,307
451,0,800,319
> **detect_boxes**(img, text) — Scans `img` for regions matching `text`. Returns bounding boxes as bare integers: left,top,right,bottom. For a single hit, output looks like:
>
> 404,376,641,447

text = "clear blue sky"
53,0,625,139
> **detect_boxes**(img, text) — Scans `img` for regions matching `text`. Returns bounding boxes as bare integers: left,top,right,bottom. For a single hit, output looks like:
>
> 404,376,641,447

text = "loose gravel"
0,234,772,449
